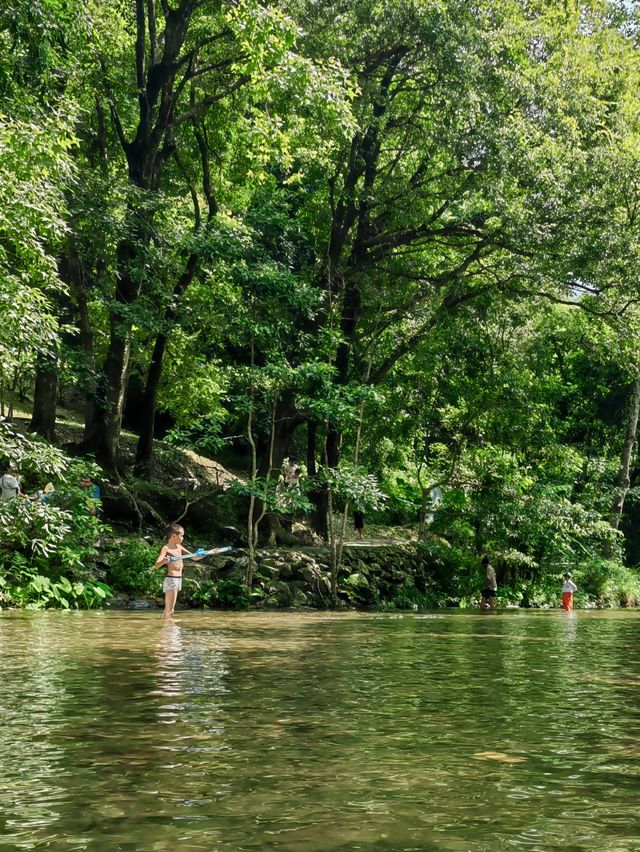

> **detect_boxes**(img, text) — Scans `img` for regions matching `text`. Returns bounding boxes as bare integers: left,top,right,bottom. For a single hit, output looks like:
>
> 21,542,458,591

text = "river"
1,609,639,850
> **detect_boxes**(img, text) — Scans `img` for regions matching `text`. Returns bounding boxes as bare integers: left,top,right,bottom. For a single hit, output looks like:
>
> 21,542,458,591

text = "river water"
1,609,639,850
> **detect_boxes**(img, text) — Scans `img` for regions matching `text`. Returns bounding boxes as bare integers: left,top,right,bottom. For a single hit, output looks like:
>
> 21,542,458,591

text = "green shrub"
183,577,218,606
389,580,442,610
107,539,160,595
0,563,111,610
212,575,250,609
0,424,113,608
580,558,640,607
173,571,250,610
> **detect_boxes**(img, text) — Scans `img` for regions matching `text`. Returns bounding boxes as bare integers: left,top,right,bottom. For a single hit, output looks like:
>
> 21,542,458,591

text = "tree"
244,0,640,534
0,2,82,431
66,0,300,470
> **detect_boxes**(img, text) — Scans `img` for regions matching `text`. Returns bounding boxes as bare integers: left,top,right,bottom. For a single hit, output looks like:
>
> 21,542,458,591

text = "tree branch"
174,30,233,70
193,116,217,220
370,284,494,385
173,74,251,124
367,243,490,383
147,0,158,66
506,287,640,318
135,0,147,99
98,57,129,152
173,147,201,231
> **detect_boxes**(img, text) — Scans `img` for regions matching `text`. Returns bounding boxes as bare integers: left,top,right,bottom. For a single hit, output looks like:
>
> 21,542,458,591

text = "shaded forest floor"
11,408,416,546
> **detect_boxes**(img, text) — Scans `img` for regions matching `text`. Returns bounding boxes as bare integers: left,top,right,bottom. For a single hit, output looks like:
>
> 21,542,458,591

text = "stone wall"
109,543,440,611
207,543,437,610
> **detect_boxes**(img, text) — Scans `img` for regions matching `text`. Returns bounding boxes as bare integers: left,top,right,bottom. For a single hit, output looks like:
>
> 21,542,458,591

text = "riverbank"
105,541,637,612
2,415,638,613
108,542,436,612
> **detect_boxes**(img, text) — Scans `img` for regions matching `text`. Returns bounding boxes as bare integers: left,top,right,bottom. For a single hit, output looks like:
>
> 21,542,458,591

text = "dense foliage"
3,0,640,607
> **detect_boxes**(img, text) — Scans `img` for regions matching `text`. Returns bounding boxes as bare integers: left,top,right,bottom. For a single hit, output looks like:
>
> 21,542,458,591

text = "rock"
129,598,157,610
271,581,295,606
278,561,297,580
219,525,242,544
256,564,279,579
293,588,308,605
301,564,322,585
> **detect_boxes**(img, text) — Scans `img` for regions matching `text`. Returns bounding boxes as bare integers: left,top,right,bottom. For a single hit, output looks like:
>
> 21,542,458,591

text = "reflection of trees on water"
0,613,233,845
0,614,70,841
153,620,229,737
2,611,640,848
0,614,166,838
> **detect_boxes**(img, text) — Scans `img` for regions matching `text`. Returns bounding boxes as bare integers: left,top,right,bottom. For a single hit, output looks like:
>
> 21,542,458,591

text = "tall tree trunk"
135,250,202,470
246,326,279,585
306,420,328,535
611,375,640,530
85,0,212,470
135,332,168,470
258,392,305,543
30,352,58,441
80,309,135,471
417,484,430,541
309,424,341,537
307,420,317,476
74,268,98,436
79,219,144,471
255,392,305,479
58,243,99,441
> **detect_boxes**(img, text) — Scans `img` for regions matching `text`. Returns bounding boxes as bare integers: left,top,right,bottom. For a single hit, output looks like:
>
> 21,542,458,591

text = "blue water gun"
167,546,233,563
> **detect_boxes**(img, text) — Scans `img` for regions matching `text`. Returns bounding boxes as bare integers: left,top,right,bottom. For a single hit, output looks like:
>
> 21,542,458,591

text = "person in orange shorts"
561,572,577,610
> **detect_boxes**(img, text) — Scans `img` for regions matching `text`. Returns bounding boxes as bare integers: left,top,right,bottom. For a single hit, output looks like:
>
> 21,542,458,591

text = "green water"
1,609,640,850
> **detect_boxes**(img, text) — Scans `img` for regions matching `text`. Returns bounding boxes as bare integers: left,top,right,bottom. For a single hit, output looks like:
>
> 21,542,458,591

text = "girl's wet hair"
165,523,184,538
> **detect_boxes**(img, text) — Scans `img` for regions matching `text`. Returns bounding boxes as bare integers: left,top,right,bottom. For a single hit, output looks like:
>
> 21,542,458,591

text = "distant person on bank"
282,457,297,488
79,475,101,516
0,467,21,501
353,510,365,540
34,482,55,503
480,556,497,609
561,572,577,611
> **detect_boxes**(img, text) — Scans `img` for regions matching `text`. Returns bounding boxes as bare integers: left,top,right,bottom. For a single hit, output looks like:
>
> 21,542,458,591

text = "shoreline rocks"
107,543,436,611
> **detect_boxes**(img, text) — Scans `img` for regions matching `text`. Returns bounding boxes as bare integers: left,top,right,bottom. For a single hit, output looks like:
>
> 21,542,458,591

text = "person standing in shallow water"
480,556,497,609
154,523,204,620
561,572,577,611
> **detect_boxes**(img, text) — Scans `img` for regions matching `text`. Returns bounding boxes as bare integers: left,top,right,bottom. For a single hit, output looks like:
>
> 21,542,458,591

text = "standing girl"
561,572,577,611
155,523,191,619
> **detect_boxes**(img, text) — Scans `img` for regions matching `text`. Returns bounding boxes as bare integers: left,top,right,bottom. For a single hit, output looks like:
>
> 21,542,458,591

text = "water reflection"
0,610,639,849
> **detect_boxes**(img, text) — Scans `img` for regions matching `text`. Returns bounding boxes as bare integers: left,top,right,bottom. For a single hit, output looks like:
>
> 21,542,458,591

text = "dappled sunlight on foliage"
0,422,110,608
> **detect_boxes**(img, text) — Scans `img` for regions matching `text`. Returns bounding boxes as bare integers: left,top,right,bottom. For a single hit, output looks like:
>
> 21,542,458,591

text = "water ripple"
1,609,639,849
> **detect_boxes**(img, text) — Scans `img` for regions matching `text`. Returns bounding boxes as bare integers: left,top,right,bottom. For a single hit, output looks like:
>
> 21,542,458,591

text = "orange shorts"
561,592,573,611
